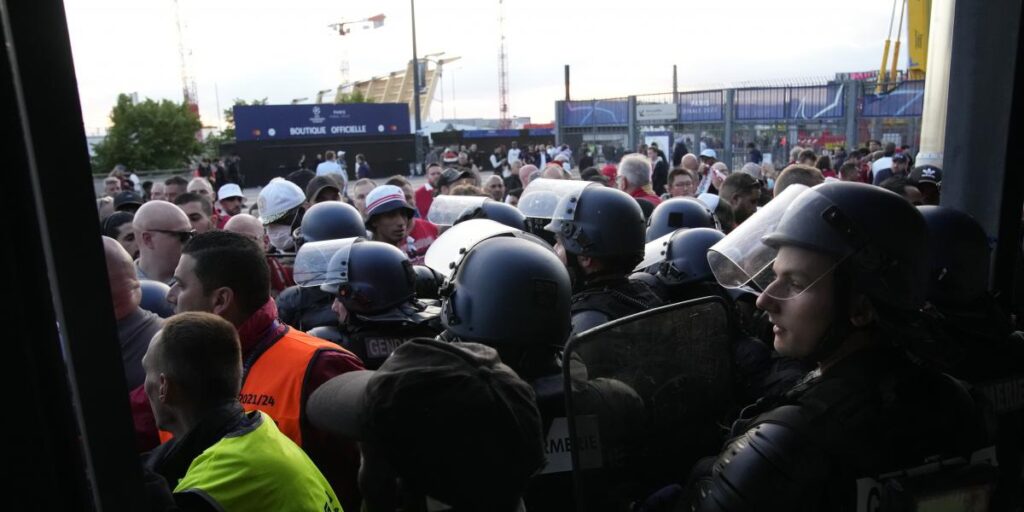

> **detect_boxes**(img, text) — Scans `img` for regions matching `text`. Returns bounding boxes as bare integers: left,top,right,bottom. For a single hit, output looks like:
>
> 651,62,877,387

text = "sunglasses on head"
152,229,196,243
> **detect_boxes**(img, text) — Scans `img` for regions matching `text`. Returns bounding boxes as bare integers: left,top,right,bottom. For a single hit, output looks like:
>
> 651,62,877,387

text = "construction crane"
497,0,511,129
328,14,385,97
172,0,200,124
876,0,931,92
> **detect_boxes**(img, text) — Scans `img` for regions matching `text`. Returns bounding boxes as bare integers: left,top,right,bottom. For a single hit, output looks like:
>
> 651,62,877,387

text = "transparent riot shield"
563,297,736,512
426,195,489,227
423,219,520,279
518,178,596,220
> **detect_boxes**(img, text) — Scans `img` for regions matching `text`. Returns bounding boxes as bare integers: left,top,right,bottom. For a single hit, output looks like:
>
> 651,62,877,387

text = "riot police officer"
437,234,575,511
545,185,664,334
916,206,1023,506
645,196,716,242
636,227,808,403
311,240,441,369
276,201,365,331
689,182,990,510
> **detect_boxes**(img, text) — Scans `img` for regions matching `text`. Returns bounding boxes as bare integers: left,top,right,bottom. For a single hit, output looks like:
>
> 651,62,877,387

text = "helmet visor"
319,238,361,294
424,218,521,279
707,184,809,291
634,231,674,272
426,195,489,227
518,178,595,220
294,238,358,288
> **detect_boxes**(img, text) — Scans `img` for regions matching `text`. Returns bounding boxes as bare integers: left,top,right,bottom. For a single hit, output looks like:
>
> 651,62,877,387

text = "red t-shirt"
414,185,434,218
408,218,439,265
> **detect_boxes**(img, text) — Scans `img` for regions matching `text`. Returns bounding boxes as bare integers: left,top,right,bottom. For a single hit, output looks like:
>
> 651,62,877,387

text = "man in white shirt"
315,150,347,194
507,141,521,165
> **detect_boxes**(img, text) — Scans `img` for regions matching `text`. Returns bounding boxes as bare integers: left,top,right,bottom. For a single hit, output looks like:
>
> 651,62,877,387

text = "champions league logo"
310,106,326,124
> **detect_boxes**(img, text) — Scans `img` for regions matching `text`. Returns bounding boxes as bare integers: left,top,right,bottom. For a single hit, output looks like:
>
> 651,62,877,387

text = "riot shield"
423,219,520,279
426,195,488,227
518,178,596,220
292,238,360,288
563,297,736,512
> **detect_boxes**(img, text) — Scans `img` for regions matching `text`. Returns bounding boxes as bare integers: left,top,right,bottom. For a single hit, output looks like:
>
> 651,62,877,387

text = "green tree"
336,90,372,104
92,94,202,171
221,97,268,140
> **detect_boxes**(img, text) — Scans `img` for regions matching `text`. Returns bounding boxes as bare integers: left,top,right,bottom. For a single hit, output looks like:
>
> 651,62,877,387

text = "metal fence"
557,80,927,167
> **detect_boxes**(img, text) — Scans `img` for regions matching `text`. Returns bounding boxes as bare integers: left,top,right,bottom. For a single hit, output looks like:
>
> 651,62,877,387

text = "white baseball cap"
218,183,245,200
700,149,718,159
257,178,305,225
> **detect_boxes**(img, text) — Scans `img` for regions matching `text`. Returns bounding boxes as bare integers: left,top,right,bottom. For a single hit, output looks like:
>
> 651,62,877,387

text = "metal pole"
673,64,678,104
844,80,859,150
724,89,735,167
564,65,570,101
410,0,423,173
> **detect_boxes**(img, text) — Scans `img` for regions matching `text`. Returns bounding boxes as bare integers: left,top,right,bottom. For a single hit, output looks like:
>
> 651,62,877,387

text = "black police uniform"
308,303,441,370
275,286,336,331
570,273,664,335
691,343,988,511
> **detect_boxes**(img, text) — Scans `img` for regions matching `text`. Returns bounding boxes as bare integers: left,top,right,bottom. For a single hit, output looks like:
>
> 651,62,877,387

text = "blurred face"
116,223,139,259
400,184,415,206
370,210,409,246
458,154,469,165
165,184,185,203
893,160,908,174
150,183,167,201
426,166,442,186
507,194,519,207
178,201,214,234
755,246,836,359
731,189,761,224
647,148,657,161
670,174,695,197
486,179,505,201
220,197,243,216
105,180,122,196
353,184,376,217
167,254,214,314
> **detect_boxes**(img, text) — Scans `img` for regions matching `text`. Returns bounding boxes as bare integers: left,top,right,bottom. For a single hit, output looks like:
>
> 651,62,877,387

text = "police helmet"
762,182,929,311
321,241,416,315
139,279,174,318
454,200,527,230
413,265,445,299
442,236,571,348
657,228,725,285
917,206,990,306
646,197,716,242
297,201,365,244
544,185,646,262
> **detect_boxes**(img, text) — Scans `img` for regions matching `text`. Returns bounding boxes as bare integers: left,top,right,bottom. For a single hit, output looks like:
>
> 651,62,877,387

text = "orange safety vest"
159,326,345,446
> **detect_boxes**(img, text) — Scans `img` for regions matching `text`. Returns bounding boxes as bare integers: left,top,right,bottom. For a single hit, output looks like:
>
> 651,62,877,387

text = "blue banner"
462,129,521,138
528,128,555,137
561,99,629,127
234,103,410,141
678,91,724,122
735,88,788,120
788,84,845,119
861,81,925,117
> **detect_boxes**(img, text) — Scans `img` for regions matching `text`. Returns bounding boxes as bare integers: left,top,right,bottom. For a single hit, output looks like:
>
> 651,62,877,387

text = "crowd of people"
94,138,1022,511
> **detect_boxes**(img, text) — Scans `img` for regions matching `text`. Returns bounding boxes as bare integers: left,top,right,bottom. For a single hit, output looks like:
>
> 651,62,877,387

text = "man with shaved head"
518,164,538,188
680,153,700,172
103,236,163,390
133,200,194,285
187,177,214,200
225,213,291,297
